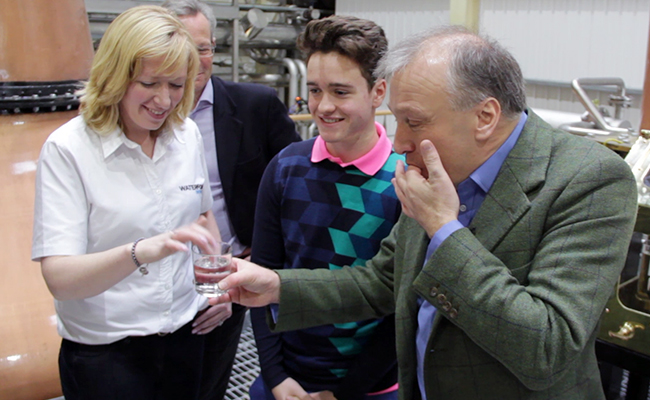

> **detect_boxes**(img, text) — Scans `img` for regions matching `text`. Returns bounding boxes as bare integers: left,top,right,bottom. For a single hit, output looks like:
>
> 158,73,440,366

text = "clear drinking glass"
192,242,233,297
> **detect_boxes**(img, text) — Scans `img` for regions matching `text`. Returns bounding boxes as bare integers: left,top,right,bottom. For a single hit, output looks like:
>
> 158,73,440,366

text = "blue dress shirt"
416,112,528,399
190,79,246,256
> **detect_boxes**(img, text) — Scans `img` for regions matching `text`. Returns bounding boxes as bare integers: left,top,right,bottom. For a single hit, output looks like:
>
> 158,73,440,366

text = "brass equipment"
597,207,650,356
608,321,645,341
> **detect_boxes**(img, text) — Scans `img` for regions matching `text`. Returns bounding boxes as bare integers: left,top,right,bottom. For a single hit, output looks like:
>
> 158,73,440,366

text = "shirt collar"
468,111,528,193
98,124,181,159
192,78,214,115
311,121,393,175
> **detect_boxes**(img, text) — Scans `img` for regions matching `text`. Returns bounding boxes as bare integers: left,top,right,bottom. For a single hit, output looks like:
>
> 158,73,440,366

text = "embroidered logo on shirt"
179,184,203,191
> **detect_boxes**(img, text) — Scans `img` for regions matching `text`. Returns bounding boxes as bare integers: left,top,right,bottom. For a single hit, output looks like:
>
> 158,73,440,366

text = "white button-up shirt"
32,116,212,345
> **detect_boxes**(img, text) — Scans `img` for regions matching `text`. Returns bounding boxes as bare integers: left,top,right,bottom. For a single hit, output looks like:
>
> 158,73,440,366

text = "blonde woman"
31,6,223,399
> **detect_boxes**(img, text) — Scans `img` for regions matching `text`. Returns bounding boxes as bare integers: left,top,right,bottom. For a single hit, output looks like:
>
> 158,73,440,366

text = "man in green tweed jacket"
212,25,638,400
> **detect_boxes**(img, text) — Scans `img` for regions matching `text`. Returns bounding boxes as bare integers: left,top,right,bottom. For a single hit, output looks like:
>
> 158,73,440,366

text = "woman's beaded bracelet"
131,237,148,275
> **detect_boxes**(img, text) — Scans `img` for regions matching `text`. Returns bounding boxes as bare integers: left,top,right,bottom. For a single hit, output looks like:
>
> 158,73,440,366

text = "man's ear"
475,97,500,141
372,79,387,108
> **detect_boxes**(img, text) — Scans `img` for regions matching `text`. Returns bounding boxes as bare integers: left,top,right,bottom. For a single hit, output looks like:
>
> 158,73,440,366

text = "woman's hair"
79,5,199,135
375,25,526,119
296,15,388,89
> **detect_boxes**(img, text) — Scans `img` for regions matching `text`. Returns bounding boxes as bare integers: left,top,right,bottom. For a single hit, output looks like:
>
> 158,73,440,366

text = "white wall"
483,0,649,90
335,0,449,45
336,0,650,131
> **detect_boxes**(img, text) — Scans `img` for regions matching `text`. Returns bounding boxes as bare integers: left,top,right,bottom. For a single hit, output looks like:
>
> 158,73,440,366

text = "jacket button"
449,307,459,319
430,286,439,297
437,293,447,305
442,301,452,312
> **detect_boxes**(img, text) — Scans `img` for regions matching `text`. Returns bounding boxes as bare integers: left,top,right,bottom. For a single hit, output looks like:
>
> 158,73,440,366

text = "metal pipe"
209,23,302,49
575,77,631,119
308,122,318,140
571,77,632,134
84,1,309,15
293,58,308,139
237,23,302,49
563,125,631,143
89,16,302,52
293,58,308,102
232,17,239,82
282,58,298,108
239,3,332,15
240,8,268,40
526,78,643,95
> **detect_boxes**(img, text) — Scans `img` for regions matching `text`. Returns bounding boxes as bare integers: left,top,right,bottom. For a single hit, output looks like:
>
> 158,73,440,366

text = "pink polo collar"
311,122,392,176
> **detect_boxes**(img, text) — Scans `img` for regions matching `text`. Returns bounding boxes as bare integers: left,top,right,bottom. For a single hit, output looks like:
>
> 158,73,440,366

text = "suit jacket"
211,76,301,247
272,111,638,399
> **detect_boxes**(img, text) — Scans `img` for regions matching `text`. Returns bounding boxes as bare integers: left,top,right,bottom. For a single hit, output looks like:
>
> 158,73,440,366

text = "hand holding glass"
192,242,232,297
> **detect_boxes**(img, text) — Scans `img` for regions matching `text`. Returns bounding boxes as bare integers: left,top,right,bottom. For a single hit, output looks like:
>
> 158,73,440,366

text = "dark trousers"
199,303,248,400
59,319,205,400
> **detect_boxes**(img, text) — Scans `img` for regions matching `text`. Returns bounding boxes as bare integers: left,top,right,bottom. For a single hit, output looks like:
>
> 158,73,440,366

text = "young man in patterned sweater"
249,15,403,400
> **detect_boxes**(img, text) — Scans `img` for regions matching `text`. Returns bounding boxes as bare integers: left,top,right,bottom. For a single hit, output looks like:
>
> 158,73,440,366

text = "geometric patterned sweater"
251,138,404,397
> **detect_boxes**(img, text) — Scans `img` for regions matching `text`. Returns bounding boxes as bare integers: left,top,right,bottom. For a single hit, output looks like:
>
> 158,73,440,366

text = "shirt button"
164,284,171,290
156,189,162,195
459,204,467,212
163,311,170,317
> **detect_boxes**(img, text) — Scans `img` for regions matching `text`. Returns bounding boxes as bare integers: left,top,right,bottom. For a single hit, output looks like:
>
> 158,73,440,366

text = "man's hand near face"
392,139,460,238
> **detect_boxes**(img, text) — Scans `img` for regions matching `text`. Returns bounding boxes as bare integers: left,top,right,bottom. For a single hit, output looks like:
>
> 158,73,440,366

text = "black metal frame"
0,80,83,114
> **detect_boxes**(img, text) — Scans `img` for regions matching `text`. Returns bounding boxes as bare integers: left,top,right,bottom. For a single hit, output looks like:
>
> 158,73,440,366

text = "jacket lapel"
427,111,554,346
211,77,243,204
469,111,552,252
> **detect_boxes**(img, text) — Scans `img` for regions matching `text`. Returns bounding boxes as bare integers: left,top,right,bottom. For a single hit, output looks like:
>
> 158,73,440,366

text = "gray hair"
161,0,217,40
375,25,526,119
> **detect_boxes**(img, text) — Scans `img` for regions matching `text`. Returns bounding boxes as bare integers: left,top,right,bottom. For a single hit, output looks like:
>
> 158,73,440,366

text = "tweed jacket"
272,111,638,400
211,76,300,247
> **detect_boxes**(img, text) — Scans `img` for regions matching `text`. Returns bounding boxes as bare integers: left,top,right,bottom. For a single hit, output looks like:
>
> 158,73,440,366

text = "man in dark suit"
210,26,638,399
162,1,300,399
